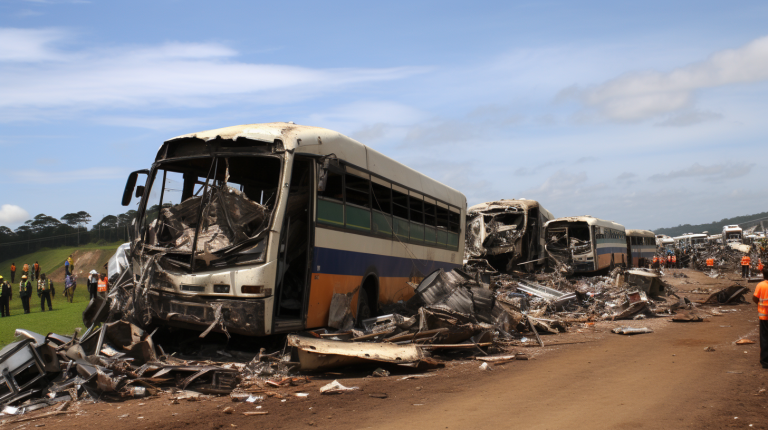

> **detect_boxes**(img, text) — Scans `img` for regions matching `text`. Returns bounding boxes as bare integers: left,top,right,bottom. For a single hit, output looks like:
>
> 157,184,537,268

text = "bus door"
626,235,634,268
273,156,314,332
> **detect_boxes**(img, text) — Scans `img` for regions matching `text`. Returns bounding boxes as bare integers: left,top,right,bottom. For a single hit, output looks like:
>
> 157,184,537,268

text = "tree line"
0,210,137,261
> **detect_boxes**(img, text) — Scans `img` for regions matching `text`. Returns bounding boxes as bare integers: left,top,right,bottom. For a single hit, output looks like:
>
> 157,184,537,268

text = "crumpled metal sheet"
155,185,268,254
407,269,503,325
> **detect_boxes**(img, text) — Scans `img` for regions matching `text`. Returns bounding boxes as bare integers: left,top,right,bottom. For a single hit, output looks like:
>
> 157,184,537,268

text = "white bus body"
121,123,466,336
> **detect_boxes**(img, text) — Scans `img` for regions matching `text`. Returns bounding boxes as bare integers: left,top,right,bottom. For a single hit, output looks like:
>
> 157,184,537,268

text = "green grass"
0,283,92,346
0,242,124,346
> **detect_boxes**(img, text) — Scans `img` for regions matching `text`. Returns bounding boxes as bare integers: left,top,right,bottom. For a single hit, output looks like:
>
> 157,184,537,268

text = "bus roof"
626,229,655,238
544,216,625,231
468,199,554,220
163,122,466,209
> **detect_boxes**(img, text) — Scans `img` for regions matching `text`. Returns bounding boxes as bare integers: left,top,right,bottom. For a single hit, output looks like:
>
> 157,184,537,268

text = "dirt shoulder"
7,269,766,430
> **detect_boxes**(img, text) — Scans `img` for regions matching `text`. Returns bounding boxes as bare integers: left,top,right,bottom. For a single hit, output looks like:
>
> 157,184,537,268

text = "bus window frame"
312,160,462,252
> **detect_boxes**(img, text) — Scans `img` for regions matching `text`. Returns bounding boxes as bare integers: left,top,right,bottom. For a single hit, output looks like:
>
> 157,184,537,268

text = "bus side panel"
306,273,363,328
306,246,459,328
595,243,627,270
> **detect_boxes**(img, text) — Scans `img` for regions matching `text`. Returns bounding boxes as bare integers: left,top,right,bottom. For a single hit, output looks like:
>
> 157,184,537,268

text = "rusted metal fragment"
700,285,748,304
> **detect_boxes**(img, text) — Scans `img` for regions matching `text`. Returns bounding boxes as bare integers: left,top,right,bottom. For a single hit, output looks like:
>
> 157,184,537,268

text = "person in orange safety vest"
742,254,752,278
752,267,768,368
706,258,715,268
652,255,659,269
758,259,764,273
671,254,677,268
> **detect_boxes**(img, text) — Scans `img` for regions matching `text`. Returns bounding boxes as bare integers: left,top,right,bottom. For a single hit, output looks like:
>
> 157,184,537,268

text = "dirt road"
10,269,768,429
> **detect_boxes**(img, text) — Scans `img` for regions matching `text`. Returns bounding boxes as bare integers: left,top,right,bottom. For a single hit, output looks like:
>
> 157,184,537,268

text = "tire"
356,289,372,327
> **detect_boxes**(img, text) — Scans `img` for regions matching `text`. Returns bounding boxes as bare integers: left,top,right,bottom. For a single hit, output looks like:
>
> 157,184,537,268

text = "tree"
30,214,62,234
61,213,80,227
75,211,92,226
95,215,119,229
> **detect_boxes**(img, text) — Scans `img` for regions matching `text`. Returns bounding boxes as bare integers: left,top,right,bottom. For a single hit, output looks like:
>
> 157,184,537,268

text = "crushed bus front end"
122,129,292,337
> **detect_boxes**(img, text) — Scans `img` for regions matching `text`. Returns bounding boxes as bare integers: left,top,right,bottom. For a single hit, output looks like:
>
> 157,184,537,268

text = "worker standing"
22,263,29,279
37,273,52,312
652,255,659,269
98,273,108,296
19,275,31,314
742,254,752,278
671,254,677,269
752,267,768,369
87,270,99,301
67,255,75,275
10,263,15,283
33,261,40,281
706,257,715,269
759,259,764,273
64,258,70,276
0,276,10,317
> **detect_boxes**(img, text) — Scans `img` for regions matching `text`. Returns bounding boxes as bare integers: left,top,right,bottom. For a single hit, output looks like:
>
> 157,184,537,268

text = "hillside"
0,242,124,283
653,211,768,237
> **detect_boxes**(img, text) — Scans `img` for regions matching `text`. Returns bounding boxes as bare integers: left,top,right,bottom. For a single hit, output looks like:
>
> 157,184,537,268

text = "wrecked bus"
544,216,627,273
464,199,554,273
625,229,655,268
120,122,466,336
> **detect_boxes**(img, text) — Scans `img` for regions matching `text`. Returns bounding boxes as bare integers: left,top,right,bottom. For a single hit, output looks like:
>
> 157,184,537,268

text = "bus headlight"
241,285,271,296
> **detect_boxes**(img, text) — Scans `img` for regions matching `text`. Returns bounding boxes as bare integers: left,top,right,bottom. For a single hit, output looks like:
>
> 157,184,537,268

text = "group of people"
8,261,42,282
0,272,54,316
0,254,99,316
651,254,679,269
739,254,764,278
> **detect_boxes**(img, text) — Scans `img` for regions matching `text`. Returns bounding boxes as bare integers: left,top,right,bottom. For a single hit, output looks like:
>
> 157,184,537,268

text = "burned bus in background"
544,216,627,274
118,122,465,337
464,199,554,273
626,229,655,268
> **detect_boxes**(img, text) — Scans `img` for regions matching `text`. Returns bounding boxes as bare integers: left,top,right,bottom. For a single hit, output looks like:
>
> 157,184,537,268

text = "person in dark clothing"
87,270,99,301
19,275,31,314
38,273,52,311
0,276,10,317
10,263,15,283
34,261,40,281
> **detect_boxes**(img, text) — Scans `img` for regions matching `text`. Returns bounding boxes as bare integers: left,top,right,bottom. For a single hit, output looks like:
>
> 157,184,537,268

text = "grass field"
0,242,123,346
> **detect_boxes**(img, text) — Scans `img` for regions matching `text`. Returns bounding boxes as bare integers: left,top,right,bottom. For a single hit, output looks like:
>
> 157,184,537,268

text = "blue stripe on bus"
313,247,460,278
596,247,627,256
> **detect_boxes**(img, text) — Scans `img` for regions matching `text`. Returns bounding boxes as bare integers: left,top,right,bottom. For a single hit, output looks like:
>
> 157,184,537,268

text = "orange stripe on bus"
306,274,418,329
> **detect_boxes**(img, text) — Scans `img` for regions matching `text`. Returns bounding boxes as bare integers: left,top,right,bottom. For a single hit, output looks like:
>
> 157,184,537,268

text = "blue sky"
1,0,766,231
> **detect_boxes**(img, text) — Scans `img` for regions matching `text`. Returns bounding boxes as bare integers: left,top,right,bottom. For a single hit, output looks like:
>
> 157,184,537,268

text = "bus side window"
392,185,410,241
436,204,450,246
447,206,461,249
344,172,371,232
423,198,437,244
371,177,392,238
409,192,424,243
317,170,344,227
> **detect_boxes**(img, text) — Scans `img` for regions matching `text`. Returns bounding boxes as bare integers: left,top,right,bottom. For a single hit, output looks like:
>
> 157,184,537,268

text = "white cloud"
0,29,425,115
649,162,754,182
94,115,212,131
655,109,723,127
8,167,129,184
0,28,69,62
563,35,768,121
0,204,30,225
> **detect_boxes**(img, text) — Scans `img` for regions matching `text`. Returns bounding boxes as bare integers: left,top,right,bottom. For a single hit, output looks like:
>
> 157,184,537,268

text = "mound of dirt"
49,249,113,283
